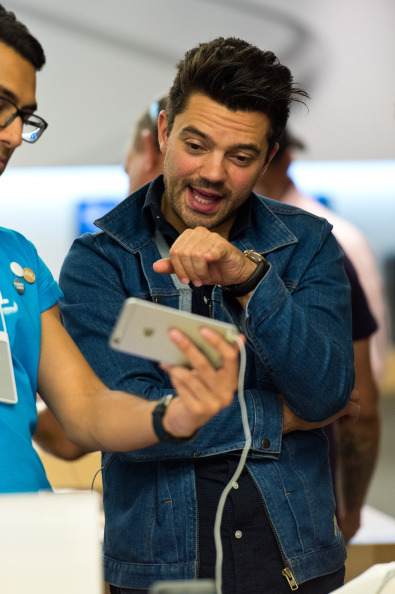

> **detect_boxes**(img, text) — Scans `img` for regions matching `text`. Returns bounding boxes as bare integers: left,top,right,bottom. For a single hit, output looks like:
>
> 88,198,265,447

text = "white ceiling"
5,0,395,169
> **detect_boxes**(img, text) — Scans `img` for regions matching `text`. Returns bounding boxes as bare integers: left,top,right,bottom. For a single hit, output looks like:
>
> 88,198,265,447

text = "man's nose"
0,116,23,149
199,153,226,184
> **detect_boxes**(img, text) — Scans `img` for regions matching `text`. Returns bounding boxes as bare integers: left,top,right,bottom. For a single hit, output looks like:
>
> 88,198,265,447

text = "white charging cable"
214,336,250,594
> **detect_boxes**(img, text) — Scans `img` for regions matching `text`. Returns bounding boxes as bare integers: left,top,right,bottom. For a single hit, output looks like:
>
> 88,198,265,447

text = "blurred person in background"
255,130,388,384
255,130,383,542
124,94,167,195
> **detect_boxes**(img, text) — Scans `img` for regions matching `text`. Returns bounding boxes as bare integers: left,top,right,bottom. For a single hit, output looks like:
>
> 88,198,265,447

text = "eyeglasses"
0,95,48,143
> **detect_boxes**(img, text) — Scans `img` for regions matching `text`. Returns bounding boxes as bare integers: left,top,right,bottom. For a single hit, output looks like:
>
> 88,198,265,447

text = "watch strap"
220,251,270,298
152,395,196,444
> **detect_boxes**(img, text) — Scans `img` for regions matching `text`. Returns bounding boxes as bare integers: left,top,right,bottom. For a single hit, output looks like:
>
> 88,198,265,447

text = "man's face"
158,92,277,238
0,41,37,175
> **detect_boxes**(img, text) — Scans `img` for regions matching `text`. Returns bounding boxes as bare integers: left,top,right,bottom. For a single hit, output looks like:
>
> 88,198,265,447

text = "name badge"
0,330,18,404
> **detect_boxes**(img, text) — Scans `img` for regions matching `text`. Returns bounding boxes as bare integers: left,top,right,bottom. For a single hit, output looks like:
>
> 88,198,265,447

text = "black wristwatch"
220,250,270,297
152,395,197,444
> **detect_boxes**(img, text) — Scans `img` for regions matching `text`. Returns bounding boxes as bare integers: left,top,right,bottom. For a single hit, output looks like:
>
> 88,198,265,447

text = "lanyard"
0,290,18,404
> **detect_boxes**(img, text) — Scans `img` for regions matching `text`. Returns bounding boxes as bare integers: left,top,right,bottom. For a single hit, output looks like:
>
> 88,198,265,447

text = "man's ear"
157,110,168,154
268,142,279,164
261,142,279,175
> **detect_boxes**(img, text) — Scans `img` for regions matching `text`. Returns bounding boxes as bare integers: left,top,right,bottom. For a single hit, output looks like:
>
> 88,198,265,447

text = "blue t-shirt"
0,227,62,492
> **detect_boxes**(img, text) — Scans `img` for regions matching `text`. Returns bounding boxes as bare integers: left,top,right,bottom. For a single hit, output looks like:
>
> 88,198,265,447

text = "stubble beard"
163,169,251,232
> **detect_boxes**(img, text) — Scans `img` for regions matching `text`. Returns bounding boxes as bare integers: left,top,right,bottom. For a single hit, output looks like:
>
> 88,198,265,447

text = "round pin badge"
10,261,24,277
23,267,36,284
14,277,25,295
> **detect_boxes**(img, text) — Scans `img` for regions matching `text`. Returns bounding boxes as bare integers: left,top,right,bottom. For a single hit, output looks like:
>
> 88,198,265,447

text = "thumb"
153,258,174,274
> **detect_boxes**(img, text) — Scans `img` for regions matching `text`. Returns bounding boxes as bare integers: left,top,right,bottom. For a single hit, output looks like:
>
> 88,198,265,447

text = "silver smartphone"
109,298,238,370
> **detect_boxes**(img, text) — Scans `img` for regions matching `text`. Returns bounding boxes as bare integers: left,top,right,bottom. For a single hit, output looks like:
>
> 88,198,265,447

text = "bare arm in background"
336,337,380,543
35,403,85,460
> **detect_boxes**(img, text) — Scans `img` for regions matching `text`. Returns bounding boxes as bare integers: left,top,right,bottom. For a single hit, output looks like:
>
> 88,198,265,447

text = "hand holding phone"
109,298,239,370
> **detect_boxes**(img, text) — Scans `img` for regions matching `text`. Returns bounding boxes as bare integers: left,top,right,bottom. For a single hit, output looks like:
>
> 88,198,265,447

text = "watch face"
162,394,174,408
244,250,264,264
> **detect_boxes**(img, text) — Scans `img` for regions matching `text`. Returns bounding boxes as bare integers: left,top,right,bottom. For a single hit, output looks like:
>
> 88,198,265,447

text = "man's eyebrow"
180,125,261,155
180,125,211,142
229,142,261,156
0,84,17,102
0,84,37,111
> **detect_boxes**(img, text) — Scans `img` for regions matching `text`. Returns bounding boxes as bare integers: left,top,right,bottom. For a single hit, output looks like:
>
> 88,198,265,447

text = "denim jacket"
59,177,354,590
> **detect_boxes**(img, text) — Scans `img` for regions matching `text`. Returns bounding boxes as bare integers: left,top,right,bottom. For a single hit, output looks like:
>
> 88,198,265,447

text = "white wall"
292,0,395,161
5,0,395,169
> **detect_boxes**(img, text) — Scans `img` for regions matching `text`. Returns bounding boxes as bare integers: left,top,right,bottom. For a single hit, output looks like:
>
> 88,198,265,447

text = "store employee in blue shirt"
0,4,241,494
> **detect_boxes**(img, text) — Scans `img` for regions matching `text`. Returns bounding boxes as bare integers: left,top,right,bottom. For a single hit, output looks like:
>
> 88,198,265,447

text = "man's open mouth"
189,186,222,205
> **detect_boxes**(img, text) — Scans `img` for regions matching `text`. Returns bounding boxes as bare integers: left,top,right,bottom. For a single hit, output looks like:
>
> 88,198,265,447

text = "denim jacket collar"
94,175,298,257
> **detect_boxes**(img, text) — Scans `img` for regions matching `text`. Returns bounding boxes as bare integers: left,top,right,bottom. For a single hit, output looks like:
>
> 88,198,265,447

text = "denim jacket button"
262,438,271,448
235,530,242,539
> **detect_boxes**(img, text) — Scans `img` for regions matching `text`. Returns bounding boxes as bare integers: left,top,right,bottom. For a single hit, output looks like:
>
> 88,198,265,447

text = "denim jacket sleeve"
59,232,284,461
224,223,355,423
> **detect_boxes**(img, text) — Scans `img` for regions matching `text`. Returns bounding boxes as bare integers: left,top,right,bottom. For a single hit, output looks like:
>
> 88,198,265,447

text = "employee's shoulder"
0,226,39,256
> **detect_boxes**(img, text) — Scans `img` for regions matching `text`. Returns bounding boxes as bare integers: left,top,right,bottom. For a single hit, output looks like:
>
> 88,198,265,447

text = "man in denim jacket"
60,38,355,593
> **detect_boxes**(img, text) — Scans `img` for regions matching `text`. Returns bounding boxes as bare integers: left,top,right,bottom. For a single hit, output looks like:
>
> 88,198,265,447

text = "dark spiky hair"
167,37,308,155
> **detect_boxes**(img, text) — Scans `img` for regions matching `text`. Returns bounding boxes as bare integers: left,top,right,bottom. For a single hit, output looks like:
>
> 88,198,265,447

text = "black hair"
0,4,45,70
167,37,308,154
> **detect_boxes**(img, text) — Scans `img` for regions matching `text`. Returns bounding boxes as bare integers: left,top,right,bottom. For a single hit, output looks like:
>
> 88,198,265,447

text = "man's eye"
233,154,251,165
0,100,9,114
186,142,203,151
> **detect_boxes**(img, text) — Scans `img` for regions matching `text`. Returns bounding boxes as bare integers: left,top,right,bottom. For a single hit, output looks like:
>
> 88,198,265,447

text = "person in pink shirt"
255,130,384,542
255,131,388,384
